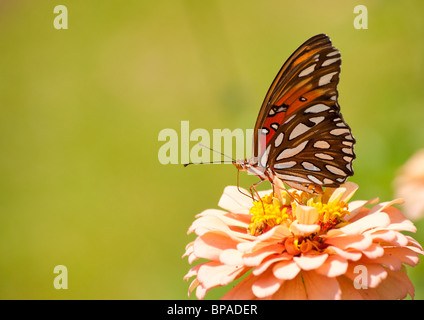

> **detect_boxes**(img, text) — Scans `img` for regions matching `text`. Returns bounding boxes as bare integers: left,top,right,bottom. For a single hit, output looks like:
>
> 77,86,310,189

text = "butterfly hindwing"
269,104,355,189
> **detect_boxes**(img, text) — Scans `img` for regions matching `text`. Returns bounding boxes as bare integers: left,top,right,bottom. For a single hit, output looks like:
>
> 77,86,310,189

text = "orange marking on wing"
263,112,286,145
291,47,322,67
274,84,313,120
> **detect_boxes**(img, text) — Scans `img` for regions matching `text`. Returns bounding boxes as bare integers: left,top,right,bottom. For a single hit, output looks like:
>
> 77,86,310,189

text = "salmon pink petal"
368,199,405,214
347,200,367,214
346,198,379,220
197,262,244,290
391,232,409,246
302,271,342,300
294,205,319,225
357,288,381,299
315,255,348,277
366,229,408,248
257,224,292,241
220,249,244,265
272,274,307,299
218,186,253,213
345,263,387,288
273,260,301,280
237,225,290,253
190,215,255,241
252,268,283,298
197,209,251,228
252,252,292,276
406,236,424,252
338,211,390,235
360,254,402,271
194,231,237,260
222,212,253,226
196,208,227,218
236,240,259,253
383,247,421,267
272,176,286,204
184,263,201,282
384,206,417,232
221,273,256,300
336,276,364,300
243,243,285,267
183,242,195,260
195,284,207,300
290,221,320,236
188,215,230,235
406,244,424,256
293,253,328,271
339,181,359,203
325,234,373,251
366,229,397,243
187,252,198,265
219,265,248,287
325,246,362,261
373,269,415,299
361,243,385,259
188,278,200,297
327,184,348,204
324,229,343,237
347,207,371,223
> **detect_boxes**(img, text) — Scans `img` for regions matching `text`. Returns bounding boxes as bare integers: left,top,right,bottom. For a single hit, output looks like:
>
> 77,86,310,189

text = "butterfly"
234,34,356,195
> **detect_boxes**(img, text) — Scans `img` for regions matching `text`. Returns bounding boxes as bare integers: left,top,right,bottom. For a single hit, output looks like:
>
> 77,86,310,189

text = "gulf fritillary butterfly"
234,34,356,194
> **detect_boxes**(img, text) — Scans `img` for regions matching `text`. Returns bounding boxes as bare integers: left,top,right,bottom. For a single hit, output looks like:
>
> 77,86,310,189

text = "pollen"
310,200,350,232
247,189,351,236
248,193,292,236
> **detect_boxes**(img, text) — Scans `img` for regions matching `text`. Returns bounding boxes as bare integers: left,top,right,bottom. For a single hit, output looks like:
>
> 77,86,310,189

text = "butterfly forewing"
252,34,355,192
253,34,340,157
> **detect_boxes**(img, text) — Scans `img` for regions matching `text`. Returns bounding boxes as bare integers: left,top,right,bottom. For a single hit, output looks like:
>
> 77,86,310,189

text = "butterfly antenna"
183,160,233,167
198,143,235,162
183,144,235,166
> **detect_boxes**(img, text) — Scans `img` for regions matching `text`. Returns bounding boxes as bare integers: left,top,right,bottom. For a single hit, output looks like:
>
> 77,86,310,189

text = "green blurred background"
0,0,423,299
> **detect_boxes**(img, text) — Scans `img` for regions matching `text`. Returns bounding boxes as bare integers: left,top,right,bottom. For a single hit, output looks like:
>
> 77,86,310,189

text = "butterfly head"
233,159,248,171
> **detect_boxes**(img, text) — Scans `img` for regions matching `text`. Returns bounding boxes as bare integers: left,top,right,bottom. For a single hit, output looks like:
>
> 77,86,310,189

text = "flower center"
310,200,350,233
248,191,350,238
248,193,293,236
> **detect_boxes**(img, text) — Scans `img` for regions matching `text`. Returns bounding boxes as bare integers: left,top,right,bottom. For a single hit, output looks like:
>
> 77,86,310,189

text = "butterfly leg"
237,185,253,199
236,169,255,199
236,168,266,202
248,178,268,214
249,178,265,202
235,169,267,211
271,176,302,204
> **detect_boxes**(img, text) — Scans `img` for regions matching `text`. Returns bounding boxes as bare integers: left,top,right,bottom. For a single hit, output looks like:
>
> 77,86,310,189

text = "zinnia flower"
394,149,424,220
183,181,423,299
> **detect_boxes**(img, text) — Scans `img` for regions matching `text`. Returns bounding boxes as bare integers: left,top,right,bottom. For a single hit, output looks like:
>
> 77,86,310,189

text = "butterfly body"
235,34,356,194
233,159,268,180
233,156,324,194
